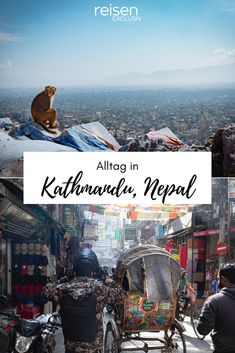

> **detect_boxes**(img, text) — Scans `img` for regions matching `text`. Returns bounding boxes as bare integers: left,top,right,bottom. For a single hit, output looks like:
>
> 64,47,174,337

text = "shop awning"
0,180,65,240
167,227,192,239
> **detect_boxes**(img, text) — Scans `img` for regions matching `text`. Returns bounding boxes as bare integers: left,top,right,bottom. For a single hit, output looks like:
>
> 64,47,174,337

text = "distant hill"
108,63,235,87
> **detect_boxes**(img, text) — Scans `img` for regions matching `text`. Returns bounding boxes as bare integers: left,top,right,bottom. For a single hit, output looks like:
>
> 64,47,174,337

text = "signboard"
111,239,118,248
216,242,228,255
63,206,77,236
83,219,98,241
114,229,121,240
24,152,212,205
194,227,235,237
124,226,137,241
229,180,235,200
97,222,105,240
193,229,220,237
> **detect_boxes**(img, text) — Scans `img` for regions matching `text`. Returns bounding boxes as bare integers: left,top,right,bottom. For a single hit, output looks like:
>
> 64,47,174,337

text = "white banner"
23,152,211,205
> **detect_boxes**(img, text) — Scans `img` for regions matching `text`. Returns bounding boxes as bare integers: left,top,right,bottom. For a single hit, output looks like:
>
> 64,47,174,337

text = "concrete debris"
127,124,235,177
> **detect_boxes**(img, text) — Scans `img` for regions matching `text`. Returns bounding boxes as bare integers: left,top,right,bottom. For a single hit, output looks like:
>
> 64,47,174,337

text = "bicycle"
177,294,205,340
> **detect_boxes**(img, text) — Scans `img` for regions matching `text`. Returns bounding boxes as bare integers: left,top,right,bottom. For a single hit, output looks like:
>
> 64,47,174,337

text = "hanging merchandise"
170,249,180,262
34,243,41,266
12,242,50,318
41,244,49,266
65,237,80,270
165,240,174,252
28,243,34,264
180,244,188,269
155,223,164,239
50,229,62,256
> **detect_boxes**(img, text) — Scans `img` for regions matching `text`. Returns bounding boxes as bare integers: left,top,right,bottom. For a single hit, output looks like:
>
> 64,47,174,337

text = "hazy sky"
1,0,235,87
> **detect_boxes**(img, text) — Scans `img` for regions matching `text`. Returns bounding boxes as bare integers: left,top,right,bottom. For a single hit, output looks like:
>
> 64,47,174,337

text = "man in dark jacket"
43,248,126,353
197,263,235,353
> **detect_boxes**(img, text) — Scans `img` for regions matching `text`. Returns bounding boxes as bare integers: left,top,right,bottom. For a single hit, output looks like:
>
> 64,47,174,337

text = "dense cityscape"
0,87,235,145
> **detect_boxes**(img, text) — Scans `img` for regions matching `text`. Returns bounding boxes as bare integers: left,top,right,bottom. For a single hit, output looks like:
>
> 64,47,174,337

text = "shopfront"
192,229,232,298
0,179,65,317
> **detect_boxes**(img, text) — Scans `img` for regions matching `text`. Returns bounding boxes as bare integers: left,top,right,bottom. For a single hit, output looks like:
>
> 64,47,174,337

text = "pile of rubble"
206,125,235,177
126,125,235,177
127,135,209,152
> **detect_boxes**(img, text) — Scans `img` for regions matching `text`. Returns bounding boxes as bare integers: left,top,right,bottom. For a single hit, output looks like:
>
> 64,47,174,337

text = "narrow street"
0,180,232,353
55,311,212,353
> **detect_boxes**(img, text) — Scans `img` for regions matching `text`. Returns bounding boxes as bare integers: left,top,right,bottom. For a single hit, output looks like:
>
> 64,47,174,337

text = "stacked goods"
12,243,49,317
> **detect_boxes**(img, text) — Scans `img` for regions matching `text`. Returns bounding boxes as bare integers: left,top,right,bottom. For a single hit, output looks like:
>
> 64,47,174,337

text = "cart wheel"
190,304,205,340
104,324,119,353
168,325,187,353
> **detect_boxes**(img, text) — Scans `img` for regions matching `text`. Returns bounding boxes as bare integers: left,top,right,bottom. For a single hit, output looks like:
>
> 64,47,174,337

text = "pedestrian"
176,269,196,319
211,269,219,295
43,248,126,353
197,263,235,353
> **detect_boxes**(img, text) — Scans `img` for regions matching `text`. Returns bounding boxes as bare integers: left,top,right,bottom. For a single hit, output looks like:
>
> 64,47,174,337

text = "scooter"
0,296,60,353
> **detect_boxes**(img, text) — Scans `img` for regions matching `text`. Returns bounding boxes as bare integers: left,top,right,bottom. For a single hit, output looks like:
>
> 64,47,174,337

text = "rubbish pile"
124,135,209,152
120,127,184,152
0,118,234,177
9,121,120,152
205,125,235,177
0,120,120,177
120,125,235,177
120,127,209,152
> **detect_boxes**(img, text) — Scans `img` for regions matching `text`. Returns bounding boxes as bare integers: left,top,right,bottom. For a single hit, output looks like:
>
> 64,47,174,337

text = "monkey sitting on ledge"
31,86,59,132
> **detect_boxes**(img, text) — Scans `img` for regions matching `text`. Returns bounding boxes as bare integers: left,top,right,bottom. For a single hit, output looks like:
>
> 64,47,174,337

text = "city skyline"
1,0,235,87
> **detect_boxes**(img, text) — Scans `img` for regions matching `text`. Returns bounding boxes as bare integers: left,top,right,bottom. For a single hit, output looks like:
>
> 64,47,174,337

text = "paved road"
179,316,212,353
55,312,213,353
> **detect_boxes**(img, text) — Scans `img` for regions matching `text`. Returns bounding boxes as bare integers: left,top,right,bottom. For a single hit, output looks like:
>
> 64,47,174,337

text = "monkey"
31,86,59,133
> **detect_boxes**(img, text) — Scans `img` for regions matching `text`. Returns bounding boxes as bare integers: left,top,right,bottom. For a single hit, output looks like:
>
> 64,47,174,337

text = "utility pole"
218,200,228,266
226,197,231,262
218,178,230,266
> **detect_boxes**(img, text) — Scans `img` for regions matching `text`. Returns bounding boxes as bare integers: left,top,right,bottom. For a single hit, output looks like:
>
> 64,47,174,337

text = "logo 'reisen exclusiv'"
94,3,142,22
